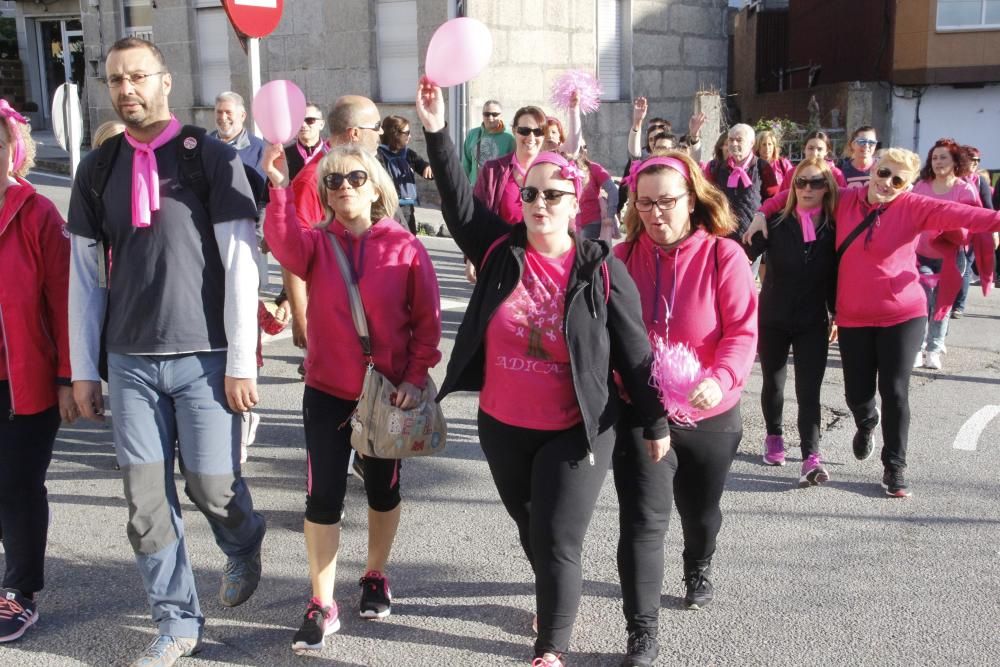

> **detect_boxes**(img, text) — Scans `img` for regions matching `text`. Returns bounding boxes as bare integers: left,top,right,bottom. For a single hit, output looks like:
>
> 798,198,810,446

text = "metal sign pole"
248,37,262,137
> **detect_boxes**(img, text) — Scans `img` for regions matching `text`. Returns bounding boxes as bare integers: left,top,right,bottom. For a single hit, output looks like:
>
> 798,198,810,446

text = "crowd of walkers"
3,35,1000,667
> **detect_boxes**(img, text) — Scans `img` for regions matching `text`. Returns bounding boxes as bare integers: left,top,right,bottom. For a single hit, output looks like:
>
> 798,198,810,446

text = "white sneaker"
925,350,942,370
913,350,924,368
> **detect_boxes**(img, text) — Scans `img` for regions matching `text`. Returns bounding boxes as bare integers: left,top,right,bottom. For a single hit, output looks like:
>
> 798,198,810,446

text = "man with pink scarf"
704,123,779,243
66,37,265,667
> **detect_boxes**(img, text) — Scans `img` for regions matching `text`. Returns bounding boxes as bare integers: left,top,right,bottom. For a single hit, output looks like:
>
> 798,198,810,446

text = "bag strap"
836,206,885,263
326,232,373,359
480,232,511,271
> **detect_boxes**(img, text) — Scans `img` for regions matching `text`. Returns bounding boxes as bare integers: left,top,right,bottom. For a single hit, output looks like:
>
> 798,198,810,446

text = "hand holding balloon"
262,143,289,188
416,76,446,133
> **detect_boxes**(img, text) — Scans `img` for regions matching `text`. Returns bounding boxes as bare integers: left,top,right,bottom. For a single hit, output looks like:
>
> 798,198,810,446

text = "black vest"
713,156,765,238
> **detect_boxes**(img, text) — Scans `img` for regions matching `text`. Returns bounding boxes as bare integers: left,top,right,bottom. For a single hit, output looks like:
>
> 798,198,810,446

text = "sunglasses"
854,138,878,147
483,112,501,119
303,117,322,126
323,170,368,190
875,167,909,190
648,123,668,132
794,176,828,190
515,126,545,137
354,120,382,133
397,128,411,135
519,187,576,204
634,192,688,213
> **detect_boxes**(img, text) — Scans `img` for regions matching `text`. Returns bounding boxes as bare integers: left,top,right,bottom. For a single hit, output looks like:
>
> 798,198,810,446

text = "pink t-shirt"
576,162,611,228
480,246,582,430
498,169,524,224
912,179,980,257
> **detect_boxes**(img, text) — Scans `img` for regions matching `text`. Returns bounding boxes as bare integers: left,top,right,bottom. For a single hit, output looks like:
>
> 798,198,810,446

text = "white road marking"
952,405,1000,451
440,297,468,311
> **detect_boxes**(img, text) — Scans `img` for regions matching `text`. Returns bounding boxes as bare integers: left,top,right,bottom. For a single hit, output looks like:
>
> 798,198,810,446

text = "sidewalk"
31,129,77,175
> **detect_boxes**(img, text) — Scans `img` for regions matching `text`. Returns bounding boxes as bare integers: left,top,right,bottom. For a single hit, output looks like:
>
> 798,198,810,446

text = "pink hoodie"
761,188,1000,327
265,187,442,400
614,229,758,421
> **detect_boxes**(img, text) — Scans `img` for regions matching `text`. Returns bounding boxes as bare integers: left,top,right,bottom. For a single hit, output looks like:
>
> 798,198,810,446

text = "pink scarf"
726,155,752,189
124,116,182,228
796,206,820,243
297,139,328,166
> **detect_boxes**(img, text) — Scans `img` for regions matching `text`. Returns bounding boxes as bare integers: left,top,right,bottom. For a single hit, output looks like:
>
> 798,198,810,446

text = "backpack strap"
480,232,511,271
601,261,610,304
177,125,210,210
87,132,124,288
837,206,885,263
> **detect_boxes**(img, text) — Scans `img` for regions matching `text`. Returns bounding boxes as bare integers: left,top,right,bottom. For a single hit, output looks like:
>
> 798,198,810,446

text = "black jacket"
747,210,837,330
424,128,668,452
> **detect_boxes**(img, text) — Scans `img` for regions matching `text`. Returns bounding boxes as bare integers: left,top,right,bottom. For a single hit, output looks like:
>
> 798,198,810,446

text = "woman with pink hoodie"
262,143,442,653
612,152,758,665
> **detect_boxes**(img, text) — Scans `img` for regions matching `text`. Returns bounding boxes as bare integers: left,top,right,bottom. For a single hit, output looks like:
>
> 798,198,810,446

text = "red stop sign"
222,0,284,39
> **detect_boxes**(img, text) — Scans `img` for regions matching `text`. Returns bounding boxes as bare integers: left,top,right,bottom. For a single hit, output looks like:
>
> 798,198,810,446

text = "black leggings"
302,385,401,524
477,410,614,657
0,382,60,596
613,403,742,634
757,323,829,457
838,316,925,471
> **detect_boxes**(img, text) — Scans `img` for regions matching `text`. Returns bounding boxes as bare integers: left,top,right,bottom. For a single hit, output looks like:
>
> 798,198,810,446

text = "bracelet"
629,127,639,133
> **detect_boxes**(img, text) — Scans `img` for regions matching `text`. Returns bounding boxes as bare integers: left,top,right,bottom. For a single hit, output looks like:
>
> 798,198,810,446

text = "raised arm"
627,97,647,159
563,91,583,157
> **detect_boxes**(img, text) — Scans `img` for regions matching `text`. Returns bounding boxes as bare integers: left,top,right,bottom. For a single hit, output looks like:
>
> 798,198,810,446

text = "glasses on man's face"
483,112,501,119
303,117,322,126
515,126,544,138
634,192,688,213
648,123,667,132
854,138,878,148
354,120,382,133
519,187,575,204
323,170,368,190
794,176,828,190
875,167,908,190
104,71,167,88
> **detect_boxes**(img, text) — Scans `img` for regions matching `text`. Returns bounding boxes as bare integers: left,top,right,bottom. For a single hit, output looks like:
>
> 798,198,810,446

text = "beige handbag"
326,232,447,459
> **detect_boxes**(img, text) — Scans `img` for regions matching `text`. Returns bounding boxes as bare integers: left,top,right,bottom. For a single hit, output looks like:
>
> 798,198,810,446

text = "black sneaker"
0,589,37,643
852,408,880,461
359,570,391,619
621,630,659,667
291,597,340,653
881,468,912,498
683,567,714,610
219,549,262,607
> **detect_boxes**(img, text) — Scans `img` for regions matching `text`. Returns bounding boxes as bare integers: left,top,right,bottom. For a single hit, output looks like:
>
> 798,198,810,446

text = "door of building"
35,17,84,127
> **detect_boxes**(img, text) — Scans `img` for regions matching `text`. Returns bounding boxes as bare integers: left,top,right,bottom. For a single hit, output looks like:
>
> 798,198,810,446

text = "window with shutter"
194,2,230,106
377,0,419,103
597,0,624,101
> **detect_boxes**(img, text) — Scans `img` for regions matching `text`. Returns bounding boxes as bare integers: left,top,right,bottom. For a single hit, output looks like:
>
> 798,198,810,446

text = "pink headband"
623,156,690,191
527,151,583,199
0,99,28,173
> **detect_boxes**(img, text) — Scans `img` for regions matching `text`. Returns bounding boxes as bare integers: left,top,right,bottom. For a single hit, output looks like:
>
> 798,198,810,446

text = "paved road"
4,175,999,666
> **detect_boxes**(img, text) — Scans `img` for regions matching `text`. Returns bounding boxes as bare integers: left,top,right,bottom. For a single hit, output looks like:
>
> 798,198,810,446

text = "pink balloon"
252,80,306,145
425,17,493,88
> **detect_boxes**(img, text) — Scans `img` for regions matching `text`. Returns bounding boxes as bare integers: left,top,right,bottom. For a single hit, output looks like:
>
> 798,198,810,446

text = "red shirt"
498,170,523,224
576,162,611,229
480,246,582,430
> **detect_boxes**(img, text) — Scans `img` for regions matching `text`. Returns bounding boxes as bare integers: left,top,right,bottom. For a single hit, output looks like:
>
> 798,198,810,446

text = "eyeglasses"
397,129,411,135
515,126,545,137
303,117,322,126
323,170,368,190
519,187,576,204
634,192,688,212
354,120,382,133
875,167,909,190
104,71,167,87
793,176,828,190
483,112,501,119
854,138,878,147
971,157,981,163
648,123,668,132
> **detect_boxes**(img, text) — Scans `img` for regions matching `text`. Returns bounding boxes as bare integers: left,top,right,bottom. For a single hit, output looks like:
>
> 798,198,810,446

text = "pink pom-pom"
550,70,602,115
649,335,708,426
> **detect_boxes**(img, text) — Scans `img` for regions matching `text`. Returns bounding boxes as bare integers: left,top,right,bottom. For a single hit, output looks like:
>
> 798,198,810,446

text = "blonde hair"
1,119,36,179
755,130,781,162
877,147,921,181
779,157,839,223
92,120,126,147
316,145,398,223
623,150,736,242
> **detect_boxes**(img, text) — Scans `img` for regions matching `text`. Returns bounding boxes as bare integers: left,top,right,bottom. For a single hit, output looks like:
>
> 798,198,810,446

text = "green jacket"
461,124,516,184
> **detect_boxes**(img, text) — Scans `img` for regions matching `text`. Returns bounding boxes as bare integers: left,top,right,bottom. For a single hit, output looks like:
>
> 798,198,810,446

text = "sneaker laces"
140,636,177,659
360,570,388,592
223,557,253,584
0,597,24,621
804,453,823,469
628,631,656,654
531,655,564,667
684,570,709,591
304,597,331,623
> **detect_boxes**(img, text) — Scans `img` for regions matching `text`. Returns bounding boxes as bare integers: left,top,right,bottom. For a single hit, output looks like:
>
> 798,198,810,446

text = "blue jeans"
954,247,974,311
918,256,950,353
108,351,265,639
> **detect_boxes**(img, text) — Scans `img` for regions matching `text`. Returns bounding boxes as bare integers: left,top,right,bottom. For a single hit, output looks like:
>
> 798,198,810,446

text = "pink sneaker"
762,434,785,466
799,453,830,487
532,654,564,667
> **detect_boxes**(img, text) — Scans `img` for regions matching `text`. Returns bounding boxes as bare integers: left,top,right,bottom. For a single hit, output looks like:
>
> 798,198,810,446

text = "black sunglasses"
397,128,411,135
875,167,908,190
794,176,828,190
354,120,382,133
323,170,368,190
519,187,575,204
515,126,545,137
483,112,501,119
303,117,322,125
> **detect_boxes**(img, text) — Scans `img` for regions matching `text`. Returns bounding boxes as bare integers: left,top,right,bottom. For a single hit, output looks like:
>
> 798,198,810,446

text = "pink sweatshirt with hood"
265,187,442,400
614,229,758,421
